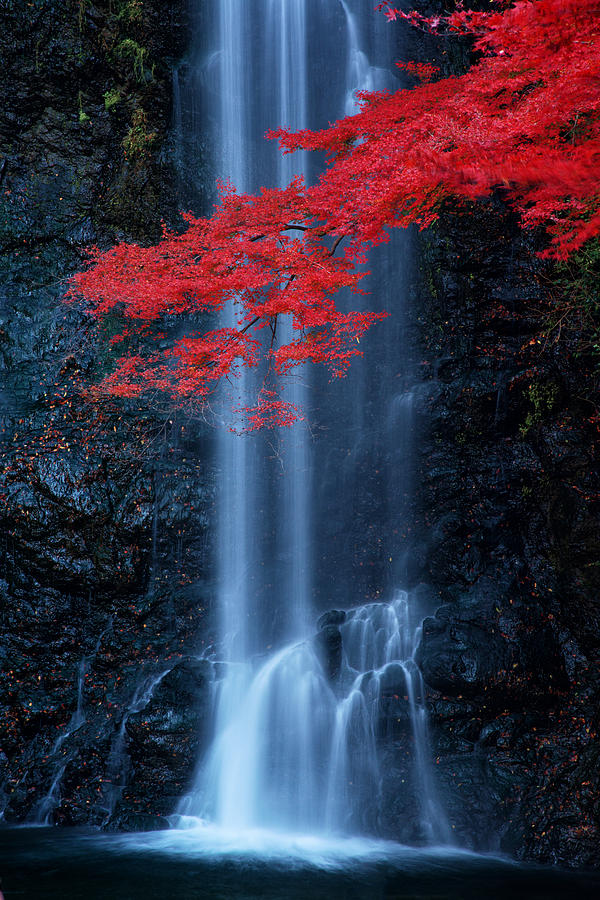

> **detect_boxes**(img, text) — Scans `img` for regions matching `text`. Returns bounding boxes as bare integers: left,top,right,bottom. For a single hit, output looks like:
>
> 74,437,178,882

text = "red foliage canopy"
69,0,600,428
70,178,380,428
365,0,600,257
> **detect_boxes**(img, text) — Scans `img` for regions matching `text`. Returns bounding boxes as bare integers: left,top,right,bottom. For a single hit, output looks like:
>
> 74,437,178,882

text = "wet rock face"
400,195,600,866
316,610,346,630
0,0,216,830
114,658,213,829
313,624,342,680
416,579,568,699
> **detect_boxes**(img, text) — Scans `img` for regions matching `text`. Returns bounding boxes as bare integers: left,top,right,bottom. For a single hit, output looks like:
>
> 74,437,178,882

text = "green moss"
115,0,144,25
78,91,90,125
122,108,156,162
104,87,122,110
519,381,559,436
114,38,148,83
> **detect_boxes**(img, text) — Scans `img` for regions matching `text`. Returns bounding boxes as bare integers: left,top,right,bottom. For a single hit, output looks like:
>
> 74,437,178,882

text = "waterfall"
33,619,113,824
33,658,87,825
176,0,451,846
211,0,312,663
271,0,311,642
100,668,170,825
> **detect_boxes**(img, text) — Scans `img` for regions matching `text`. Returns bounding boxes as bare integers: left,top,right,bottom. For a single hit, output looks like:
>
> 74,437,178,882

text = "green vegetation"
78,91,90,125
114,38,148,83
114,0,143,25
520,381,559,436
103,87,122,110
122,108,156,162
78,0,91,33
550,237,600,363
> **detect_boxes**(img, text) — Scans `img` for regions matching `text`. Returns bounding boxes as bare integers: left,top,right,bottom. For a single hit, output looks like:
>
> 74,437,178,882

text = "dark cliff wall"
0,0,214,829
406,199,600,866
392,3,600,866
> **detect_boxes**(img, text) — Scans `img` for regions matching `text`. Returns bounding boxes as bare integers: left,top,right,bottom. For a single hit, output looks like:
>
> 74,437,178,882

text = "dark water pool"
1,827,599,899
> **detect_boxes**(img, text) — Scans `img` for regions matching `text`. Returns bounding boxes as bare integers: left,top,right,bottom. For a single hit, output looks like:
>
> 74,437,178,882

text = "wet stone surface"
0,0,214,832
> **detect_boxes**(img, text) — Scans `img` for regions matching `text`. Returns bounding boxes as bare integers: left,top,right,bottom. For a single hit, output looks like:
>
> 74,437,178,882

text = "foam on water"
104,822,486,871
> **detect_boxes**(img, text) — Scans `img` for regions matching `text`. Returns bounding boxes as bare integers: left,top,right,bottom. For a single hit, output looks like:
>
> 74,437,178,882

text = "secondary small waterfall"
33,619,113,824
34,657,88,825
176,0,451,845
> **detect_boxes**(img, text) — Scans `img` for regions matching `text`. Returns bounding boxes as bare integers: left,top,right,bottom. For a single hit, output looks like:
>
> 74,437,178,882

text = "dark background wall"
0,0,215,830
395,3,600,864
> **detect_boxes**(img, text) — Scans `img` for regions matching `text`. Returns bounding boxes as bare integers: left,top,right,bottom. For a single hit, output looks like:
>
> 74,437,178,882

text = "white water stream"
33,619,113,824
176,0,451,847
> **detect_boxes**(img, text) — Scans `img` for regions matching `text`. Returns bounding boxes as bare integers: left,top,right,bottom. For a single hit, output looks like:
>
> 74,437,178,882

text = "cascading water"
33,619,113,824
177,0,451,846
33,658,87,825
101,668,170,824
212,0,311,662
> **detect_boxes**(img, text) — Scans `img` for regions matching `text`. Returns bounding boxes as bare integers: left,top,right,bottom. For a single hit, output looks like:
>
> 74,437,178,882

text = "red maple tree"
68,0,600,428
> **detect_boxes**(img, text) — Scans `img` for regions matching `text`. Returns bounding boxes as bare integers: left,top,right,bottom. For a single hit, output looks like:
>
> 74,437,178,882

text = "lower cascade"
178,592,451,843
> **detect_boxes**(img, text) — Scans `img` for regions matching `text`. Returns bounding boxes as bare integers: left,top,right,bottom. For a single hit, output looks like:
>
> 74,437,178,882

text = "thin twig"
329,234,345,256
240,316,261,334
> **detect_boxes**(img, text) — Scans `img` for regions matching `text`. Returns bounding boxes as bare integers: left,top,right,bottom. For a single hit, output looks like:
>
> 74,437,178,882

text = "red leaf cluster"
68,0,600,427
280,0,600,258
68,178,384,425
